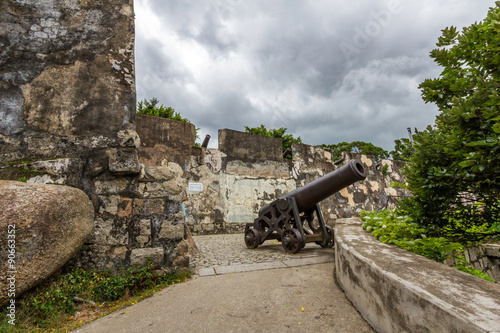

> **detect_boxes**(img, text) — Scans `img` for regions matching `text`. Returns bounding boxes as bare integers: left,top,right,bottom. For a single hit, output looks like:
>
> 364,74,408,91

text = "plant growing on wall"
401,3,500,243
244,124,303,158
137,98,189,121
319,141,389,161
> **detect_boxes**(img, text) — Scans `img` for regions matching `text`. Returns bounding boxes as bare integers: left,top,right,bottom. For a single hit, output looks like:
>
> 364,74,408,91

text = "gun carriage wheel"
316,225,334,248
282,229,304,253
244,227,261,249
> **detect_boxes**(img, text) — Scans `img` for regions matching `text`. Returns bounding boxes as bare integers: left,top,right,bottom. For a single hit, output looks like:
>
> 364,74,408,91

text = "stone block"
136,219,151,247
29,158,84,187
117,129,140,149
117,197,133,218
98,195,120,215
133,198,164,215
201,223,215,232
107,148,141,175
140,166,177,182
94,179,130,195
158,223,184,240
91,218,129,246
130,248,164,268
485,244,500,258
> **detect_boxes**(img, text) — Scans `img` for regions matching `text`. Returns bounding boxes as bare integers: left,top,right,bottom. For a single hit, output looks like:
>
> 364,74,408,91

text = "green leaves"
137,98,189,122
390,138,414,161
405,3,500,243
137,98,200,144
244,125,302,158
361,209,462,263
319,141,389,161
436,26,458,47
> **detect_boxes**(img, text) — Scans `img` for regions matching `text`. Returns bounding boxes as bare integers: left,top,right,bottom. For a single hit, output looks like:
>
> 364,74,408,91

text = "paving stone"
214,261,287,275
197,267,216,277
189,233,334,275
283,255,334,267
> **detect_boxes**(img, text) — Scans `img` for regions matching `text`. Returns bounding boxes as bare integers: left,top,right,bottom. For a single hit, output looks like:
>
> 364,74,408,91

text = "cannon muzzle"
260,159,367,214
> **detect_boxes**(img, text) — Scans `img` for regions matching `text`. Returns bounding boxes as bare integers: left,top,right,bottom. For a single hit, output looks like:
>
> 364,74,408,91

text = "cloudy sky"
134,0,493,151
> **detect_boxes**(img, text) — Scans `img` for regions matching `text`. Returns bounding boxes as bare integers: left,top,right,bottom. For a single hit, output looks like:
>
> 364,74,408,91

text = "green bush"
402,3,500,243
244,125,302,159
137,98,189,122
137,98,200,145
360,209,494,281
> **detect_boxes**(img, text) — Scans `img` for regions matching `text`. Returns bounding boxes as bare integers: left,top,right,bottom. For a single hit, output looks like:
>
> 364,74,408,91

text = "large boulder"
0,181,94,306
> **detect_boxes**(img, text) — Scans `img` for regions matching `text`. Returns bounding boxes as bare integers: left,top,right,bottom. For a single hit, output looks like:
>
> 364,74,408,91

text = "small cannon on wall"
244,159,367,253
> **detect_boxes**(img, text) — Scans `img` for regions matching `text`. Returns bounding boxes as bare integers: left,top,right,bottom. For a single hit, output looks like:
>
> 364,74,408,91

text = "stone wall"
0,0,150,270
1,0,136,162
451,244,500,282
0,0,408,271
134,120,409,236
335,218,500,333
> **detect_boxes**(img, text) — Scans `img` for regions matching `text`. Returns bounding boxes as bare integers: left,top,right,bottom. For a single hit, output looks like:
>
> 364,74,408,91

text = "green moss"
0,164,42,182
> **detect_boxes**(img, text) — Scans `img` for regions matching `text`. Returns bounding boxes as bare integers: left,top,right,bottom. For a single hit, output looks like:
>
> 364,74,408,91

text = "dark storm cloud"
135,0,494,151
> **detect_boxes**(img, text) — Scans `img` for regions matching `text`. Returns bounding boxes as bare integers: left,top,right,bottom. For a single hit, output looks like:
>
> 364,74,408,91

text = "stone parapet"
218,128,283,163
334,218,500,333
136,114,196,167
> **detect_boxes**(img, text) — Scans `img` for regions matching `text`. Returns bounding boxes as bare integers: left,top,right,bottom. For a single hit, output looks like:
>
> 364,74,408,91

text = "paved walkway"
73,234,374,333
189,233,336,276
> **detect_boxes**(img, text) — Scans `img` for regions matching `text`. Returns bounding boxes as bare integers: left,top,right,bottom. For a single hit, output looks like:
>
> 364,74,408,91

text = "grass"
0,261,192,332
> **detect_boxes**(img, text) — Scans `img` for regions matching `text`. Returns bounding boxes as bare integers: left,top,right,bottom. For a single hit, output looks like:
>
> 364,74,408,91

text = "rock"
117,129,141,149
107,148,141,175
172,255,189,269
0,181,94,306
175,240,189,256
158,222,184,240
129,248,164,268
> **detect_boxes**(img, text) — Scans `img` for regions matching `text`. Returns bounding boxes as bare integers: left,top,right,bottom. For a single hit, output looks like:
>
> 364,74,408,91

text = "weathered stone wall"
0,0,408,272
134,122,409,236
1,0,136,162
137,113,197,167
0,0,150,271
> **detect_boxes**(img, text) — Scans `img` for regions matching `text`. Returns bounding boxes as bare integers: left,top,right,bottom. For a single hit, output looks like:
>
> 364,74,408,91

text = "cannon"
244,159,367,253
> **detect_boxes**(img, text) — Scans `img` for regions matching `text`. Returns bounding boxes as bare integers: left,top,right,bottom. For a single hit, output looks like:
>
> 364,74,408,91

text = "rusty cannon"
244,159,367,253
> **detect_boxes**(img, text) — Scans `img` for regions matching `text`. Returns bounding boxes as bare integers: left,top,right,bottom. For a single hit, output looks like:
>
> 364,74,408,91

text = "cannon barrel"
260,159,367,214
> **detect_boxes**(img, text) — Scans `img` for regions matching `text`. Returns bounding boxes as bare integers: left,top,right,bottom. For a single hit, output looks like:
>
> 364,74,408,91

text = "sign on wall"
188,183,203,192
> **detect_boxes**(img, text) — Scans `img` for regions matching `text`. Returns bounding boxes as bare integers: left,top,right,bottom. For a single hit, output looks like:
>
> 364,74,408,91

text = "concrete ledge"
334,218,500,333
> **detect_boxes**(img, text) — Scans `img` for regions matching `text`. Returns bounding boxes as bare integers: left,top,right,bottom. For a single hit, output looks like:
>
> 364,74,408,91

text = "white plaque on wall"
189,183,203,192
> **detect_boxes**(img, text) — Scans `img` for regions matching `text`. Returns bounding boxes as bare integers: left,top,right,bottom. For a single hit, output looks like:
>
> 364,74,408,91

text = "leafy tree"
402,3,500,243
137,98,189,122
137,98,200,145
390,138,414,161
244,125,303,158
320,141,389,161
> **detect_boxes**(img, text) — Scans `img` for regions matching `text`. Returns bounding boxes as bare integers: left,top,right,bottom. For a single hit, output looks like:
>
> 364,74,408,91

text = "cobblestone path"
189,233,335,276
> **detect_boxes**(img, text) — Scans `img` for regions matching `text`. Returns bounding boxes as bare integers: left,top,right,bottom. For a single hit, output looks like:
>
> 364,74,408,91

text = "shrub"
402,3,500,242
360,209,494,281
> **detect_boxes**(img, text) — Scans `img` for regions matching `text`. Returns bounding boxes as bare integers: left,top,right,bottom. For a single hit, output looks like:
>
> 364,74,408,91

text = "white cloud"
134,0,493,151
